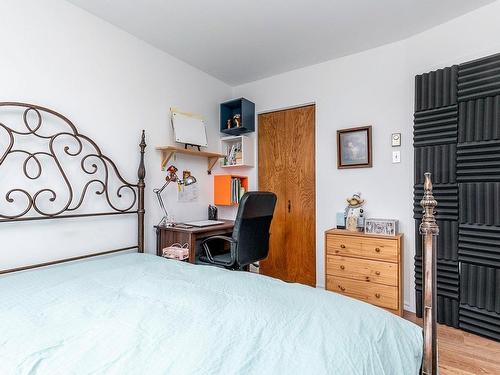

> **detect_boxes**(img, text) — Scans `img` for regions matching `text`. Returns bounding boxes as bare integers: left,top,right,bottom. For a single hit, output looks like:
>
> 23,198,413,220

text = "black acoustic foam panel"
414,65,460,327
458,96,500,142
459,225,500,268
415,66,458,111
459,183,500,226
455,52,500,341
458,53,500,102
414,105,458,146
460,263,500,313
460,261,500,341
414,145,456,184
457,140,500,182
459,305,500,341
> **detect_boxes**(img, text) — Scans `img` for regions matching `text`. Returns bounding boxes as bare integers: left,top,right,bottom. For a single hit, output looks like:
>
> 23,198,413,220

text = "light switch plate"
392,150,401,163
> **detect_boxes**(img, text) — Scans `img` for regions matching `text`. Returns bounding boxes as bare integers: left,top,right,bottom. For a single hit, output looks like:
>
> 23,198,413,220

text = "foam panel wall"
414,53,500,340
414,66,459,327
457,53,500,340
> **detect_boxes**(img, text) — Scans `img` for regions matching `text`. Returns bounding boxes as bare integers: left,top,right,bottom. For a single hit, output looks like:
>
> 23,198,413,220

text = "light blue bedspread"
0,253,422,375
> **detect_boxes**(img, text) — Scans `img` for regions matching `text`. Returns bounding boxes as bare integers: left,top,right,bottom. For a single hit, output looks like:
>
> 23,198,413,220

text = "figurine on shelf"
233,113,241,128
345,192,365,232
226,118,232,129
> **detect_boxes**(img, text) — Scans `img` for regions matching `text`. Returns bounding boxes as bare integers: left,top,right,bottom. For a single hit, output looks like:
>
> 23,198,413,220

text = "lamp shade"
183,175,197,186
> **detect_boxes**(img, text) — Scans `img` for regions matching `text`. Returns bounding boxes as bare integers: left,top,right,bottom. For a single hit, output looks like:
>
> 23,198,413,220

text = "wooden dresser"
325,229,403,316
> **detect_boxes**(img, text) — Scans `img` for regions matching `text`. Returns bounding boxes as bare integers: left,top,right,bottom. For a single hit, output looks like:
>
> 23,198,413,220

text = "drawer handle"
375,247,381,253
340,244,346,249
375,271,381,276
375,293,381,299
338,285,345,292
340,265,345,270
365,276,370,281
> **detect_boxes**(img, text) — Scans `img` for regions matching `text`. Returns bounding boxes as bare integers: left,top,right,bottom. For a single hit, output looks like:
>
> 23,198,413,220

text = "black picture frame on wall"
336,125,372,169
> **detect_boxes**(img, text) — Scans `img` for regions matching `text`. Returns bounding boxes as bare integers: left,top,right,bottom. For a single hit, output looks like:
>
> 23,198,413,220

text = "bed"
0,252,422,374
0,103,437,374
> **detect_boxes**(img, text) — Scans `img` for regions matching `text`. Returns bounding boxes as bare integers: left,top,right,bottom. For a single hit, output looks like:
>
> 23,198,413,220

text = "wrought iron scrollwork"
0,102,144,222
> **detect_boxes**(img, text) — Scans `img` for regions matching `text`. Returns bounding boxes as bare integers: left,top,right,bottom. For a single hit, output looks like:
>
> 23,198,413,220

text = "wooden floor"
404,311,500,375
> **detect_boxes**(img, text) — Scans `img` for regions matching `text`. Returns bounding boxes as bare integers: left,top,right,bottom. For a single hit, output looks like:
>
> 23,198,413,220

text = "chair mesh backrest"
232,192,277,266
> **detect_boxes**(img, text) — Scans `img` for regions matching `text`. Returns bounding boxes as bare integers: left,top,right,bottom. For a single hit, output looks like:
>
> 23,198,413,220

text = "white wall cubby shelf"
220,135,254,168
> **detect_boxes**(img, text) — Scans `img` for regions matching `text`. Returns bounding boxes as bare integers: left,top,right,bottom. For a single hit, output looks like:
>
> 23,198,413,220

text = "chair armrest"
200,236,236,264
200,235,236,246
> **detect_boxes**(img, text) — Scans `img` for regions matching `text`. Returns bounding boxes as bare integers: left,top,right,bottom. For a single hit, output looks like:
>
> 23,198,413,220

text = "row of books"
231,177,246,204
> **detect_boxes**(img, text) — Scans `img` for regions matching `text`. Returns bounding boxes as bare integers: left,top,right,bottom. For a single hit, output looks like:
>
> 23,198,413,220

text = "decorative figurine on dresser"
344,192,365,232
325,222,403,316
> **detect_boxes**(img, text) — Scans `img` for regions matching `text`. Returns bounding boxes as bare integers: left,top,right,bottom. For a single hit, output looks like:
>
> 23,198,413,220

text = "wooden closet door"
258,111,288,281
258,105,316,286
284,105,316,286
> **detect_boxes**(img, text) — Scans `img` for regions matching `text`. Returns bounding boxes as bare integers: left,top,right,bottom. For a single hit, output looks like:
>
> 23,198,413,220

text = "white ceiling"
66,0,494,86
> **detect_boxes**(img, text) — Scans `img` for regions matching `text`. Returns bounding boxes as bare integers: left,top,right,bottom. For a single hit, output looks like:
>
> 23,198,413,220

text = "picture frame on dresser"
364,218,399,236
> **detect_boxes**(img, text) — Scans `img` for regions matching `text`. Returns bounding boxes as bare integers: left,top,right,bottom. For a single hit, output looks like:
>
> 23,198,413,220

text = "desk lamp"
154,165,197,226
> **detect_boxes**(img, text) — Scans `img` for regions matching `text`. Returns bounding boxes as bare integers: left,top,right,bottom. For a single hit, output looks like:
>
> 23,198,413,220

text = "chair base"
198,255,249,271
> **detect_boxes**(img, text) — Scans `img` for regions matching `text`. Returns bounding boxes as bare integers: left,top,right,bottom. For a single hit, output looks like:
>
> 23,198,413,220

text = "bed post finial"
419,172,438,375
420,173,439,235
138,130,146,253
138,130,146,178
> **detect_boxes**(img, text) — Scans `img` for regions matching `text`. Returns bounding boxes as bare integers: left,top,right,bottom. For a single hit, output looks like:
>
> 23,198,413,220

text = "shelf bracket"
207,156,219,175
160,150,176,171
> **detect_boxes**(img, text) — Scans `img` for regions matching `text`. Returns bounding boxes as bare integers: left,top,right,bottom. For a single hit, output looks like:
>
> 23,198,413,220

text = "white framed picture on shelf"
364,218,399,236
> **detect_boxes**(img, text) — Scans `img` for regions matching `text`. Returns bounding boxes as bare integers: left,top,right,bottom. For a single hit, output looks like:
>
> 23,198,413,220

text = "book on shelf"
230,177,246,204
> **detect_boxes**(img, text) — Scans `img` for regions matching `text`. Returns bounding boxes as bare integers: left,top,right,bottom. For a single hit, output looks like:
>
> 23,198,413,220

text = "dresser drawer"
360,238,398,263
326,275,398,310
326,255,398,286
326,234,362,256
326,234,398,263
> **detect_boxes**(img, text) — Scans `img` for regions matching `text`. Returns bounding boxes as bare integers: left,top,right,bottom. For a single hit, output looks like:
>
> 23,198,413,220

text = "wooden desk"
155,220,235,263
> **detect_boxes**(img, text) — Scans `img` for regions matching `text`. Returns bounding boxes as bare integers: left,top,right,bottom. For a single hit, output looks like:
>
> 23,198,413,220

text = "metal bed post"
420,172,438,375
137,130,146,253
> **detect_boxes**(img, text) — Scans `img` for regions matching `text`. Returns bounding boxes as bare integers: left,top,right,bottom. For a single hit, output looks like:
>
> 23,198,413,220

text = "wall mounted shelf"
214,175,248,206
220,98,255,135
220,135,254,168
156,146,224,174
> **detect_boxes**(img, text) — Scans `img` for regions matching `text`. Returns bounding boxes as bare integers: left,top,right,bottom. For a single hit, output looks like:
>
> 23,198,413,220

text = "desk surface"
155,220,235,263
155,220,234,234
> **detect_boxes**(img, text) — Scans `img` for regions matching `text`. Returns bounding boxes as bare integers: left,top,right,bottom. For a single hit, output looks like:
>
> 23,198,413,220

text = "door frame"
257,102,316,116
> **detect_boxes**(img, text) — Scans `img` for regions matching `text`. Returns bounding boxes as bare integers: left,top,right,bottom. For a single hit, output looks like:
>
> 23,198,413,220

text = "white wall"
233,0,500,312
0,0,232,270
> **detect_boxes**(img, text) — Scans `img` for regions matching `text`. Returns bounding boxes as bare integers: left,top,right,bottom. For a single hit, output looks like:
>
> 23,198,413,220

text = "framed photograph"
337,126,372,169
364,218,399,236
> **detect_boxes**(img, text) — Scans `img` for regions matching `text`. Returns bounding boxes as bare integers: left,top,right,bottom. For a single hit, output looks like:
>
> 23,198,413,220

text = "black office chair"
199,191,277,270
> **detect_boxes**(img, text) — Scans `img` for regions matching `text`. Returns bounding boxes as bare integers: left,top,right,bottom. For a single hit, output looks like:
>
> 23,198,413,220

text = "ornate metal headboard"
0,102,146,274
